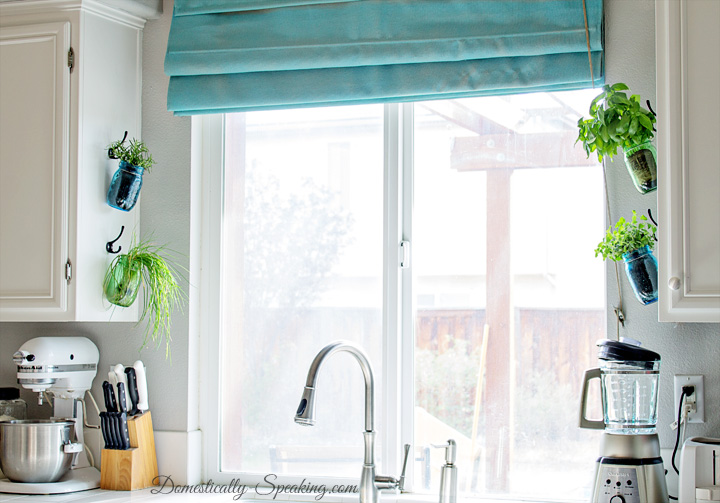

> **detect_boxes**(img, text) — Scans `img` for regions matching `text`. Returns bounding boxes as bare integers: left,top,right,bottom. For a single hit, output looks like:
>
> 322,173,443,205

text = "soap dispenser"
433,439,457,503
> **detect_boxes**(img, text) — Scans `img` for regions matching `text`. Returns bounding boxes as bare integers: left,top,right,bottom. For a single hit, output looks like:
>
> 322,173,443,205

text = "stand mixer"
0,336,101,494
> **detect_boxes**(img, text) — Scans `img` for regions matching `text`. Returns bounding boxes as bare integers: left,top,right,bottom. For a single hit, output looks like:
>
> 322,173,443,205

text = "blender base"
0,467,100,495
590,433,669,503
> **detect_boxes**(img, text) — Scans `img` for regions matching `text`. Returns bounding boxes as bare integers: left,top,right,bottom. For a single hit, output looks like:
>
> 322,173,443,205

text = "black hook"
646,100,657,117
646,100,657,132
106,226,125,254
108,131,128,159
647,209,658,242
647,208,658,226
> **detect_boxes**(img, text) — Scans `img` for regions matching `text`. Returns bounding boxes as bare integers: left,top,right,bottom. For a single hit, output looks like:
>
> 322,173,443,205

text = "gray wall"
0,0,717,467
0,0,192,433
603,0,720,448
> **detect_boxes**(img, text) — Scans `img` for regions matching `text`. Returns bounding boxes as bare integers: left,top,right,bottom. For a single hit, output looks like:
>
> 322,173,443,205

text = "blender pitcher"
579,338,661,434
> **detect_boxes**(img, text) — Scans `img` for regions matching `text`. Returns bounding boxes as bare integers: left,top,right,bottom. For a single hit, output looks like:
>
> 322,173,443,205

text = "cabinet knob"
668,277,681,290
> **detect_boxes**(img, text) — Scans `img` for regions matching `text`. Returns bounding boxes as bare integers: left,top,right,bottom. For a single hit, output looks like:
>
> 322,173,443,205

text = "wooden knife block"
100,411,159,491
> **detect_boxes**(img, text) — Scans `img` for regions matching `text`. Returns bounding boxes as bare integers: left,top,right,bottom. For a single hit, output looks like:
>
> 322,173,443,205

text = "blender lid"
597,339,661,362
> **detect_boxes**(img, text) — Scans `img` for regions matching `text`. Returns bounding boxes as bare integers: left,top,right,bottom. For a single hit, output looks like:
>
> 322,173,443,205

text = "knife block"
100,411,159,491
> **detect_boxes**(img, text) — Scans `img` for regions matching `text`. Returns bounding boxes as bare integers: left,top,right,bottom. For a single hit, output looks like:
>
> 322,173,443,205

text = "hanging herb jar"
621,245,659,305
106,132,155,211
595,211,659,305
576,83,657,194
103,254,142,307
103,239,185,358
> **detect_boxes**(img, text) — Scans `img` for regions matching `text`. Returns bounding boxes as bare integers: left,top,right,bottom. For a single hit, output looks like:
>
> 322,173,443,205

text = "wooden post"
483,168,512,492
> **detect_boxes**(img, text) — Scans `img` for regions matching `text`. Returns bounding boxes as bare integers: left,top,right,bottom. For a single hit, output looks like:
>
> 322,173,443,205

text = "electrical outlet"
674,375,705,423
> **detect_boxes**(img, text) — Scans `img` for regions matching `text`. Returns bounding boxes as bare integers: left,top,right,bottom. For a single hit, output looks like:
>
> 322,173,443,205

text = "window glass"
221,106,385,476
218,91,606,500
412,91,604,501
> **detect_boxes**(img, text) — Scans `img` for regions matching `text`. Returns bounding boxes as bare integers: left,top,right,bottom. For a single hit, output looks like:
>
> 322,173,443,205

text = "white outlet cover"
674,374,705,423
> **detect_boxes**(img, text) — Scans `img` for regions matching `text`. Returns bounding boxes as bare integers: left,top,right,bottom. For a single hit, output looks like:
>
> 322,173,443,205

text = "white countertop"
0,490,555,503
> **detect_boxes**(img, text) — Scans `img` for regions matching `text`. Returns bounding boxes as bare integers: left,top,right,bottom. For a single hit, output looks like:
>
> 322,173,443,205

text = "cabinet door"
0,22,72,317
656,0,720,322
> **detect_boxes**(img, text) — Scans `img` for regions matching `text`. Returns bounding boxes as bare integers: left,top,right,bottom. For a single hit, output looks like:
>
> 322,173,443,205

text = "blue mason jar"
107,161,144,211
622,245,659,305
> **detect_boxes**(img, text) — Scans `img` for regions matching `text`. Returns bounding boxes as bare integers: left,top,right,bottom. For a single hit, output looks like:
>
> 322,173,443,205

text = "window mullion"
399,102,415,491
381,103,403,478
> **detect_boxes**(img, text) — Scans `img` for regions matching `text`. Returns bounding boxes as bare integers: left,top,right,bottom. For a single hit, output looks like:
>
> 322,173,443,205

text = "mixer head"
13,337,99,404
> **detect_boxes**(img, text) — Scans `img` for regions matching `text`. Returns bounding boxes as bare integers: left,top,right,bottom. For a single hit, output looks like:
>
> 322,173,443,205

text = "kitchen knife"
108,370,118,389
107,414,119,449
124,367,140,415
117,382,128,413
113,363,128,396
102,381,117,412
118,411,131,450
99,411,110,449
133,360,149,412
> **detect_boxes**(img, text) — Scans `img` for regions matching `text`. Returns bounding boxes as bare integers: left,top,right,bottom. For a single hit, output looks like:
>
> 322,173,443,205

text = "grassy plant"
104,240,185,358
595,210,656,262
577,83,656,162
107,132,156,171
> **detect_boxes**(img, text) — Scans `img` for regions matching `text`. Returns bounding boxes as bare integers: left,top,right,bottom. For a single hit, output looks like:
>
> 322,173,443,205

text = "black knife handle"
124,367,140,415
117,382,128,413
99,412,110,449
118,412,131,450
108,414,119,449
102,381,117,412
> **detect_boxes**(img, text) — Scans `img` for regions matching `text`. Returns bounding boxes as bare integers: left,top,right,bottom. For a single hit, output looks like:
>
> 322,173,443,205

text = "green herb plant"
107,132,156,171
576,83,656,162
595,210,657,262
103,240,185,358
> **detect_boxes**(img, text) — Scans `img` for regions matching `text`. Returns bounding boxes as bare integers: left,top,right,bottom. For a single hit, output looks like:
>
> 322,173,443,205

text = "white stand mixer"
0,336,101,495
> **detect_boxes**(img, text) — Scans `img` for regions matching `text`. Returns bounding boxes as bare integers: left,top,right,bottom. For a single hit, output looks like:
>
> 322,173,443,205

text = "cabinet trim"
656,0,720,322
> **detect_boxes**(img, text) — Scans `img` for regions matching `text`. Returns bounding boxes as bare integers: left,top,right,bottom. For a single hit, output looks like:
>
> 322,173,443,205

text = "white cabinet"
0,0,144,321
656,0,720,322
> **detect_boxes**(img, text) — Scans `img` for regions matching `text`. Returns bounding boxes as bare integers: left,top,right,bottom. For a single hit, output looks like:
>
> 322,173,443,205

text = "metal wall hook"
647,209,658,242
108,131,128,159
106,226,125,254
647,208,658,226
646,100,657,132
646,100,657,117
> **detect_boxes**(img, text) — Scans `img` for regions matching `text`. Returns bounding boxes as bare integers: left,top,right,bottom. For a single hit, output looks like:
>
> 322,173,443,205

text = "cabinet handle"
668,277,681,291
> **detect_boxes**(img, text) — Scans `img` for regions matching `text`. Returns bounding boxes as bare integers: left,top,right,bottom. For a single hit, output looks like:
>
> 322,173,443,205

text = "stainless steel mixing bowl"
0,419,76,483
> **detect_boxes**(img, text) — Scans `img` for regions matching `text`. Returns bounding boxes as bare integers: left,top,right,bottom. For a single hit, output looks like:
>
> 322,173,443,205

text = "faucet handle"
375,443,412,492
398,443,411,491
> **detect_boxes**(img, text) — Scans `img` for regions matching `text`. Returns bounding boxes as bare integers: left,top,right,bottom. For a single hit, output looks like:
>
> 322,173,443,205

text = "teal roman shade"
165,0,604,115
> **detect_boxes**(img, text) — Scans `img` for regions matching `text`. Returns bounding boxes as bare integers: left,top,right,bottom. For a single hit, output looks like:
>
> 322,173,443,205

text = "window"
200,90,606,502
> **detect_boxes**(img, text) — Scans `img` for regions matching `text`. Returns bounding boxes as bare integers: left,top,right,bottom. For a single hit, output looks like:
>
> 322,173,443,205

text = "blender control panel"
595,466,641,503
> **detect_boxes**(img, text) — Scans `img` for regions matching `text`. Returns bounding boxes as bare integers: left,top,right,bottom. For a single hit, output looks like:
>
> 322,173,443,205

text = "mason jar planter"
103,255,141,307
623,141,657,194
622,245,659,305
107,161,144,211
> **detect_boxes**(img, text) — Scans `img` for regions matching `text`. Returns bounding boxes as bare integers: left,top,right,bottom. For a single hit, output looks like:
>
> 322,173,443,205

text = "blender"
579,338,669,503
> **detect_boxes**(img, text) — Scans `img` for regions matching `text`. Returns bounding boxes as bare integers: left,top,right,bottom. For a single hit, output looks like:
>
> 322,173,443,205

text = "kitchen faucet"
295,341,409,503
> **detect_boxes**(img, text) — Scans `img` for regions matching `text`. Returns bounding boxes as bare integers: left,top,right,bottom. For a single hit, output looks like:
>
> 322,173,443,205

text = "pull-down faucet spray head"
295,341,379,503
294,340,374,432
295,386,316,426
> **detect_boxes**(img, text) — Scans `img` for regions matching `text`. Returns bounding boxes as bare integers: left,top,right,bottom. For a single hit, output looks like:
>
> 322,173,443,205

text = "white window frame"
196,104,418,489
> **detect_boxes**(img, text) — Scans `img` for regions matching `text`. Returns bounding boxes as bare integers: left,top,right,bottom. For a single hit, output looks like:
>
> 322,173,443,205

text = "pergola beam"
451,132,596,171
